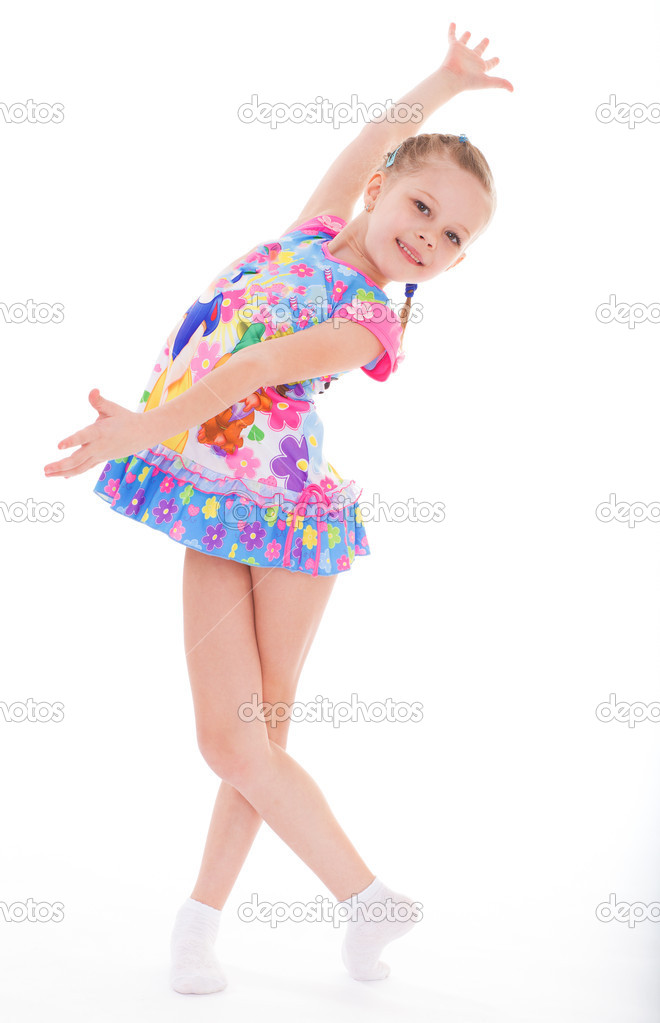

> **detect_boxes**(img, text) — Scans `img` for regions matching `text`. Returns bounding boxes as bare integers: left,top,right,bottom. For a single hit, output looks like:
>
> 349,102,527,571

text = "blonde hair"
272,132,496,396
377,132,497,343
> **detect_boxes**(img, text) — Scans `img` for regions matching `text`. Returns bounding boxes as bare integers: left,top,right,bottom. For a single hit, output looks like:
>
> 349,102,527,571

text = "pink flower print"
190,339,221,381
170,520,185,540
104,478,120,500
252,303,272,325
265,540,281,561
218,289,247,322
336,555,351,571
348,529,355,544
160,475,176,494
331,280,348,303
290,262,314,280
265,392,310,431
318,475,337,497
305,557,316,572
225,446,259,479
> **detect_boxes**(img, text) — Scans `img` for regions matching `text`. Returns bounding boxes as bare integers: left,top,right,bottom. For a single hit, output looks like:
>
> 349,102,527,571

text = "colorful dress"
92,214,404,576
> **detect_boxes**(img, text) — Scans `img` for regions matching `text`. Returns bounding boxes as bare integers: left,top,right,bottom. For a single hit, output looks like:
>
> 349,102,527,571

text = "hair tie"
405,283,417,298
385,145,401,168
458,134,469,143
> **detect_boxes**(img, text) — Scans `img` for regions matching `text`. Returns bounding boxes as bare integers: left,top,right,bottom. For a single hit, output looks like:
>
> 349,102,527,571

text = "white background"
2,0,659,1020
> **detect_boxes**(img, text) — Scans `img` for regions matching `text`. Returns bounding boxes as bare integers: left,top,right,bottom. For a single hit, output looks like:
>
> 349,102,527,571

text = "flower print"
125,489,146,518
179,484,195,506
302,524,318,550
241,556,258,565
228,543,238,559
318,475,337,497
271,435,309,492
202,495,221,519
331,280,348,303
225,446,259,479
103,478,120,500
305,557,316,572
170,521,185,540
201,524,227,551
290,262,314,280
317,214,346,234
265,540,281,561
240,521,266,551
265,393,310,432
153,498,178,524
348,529,355,544
160,475,176,494
337,555,351,571
99,461,112,482
327,524,342,549
291,536,303,561
355,505,363,525
348,547,355,564
190,339,221,381
263,505,278,526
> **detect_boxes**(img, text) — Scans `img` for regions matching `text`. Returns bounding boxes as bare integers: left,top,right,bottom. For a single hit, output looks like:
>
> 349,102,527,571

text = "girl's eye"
414,200,461,246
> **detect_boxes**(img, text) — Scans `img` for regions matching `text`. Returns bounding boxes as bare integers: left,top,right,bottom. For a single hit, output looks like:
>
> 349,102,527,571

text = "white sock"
340,876,421,980
169,896,228,994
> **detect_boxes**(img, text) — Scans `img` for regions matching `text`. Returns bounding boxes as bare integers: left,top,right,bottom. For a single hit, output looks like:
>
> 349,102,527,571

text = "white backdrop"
2,0,659,1020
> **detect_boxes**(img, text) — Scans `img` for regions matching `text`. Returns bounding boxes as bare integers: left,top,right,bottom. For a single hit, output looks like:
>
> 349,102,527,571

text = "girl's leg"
187,556,350,910
182,547,375,903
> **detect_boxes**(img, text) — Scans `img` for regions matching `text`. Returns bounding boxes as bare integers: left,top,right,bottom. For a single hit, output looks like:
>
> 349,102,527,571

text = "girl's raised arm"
281,22,512,233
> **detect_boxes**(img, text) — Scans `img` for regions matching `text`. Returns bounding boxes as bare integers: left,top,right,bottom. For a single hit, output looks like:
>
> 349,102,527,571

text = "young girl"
44,23,512,994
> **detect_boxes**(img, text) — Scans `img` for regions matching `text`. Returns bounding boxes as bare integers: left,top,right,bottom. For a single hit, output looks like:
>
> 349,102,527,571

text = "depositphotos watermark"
237,93,423,130
0,900,64,923
0,500,64,523
0,100,64,124
595,295,660,328
595,693,660,727
596,894,660,927
0,700,65,724
218,494,446,533
236,296,425,329
238,693,423,727
595,94,660,128
595,494,660,527
0,300,64,324
237,893,423,928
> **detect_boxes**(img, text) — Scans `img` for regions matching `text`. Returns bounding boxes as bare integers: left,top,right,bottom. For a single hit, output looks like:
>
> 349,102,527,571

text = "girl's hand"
440,22,514,93
44,389,146,479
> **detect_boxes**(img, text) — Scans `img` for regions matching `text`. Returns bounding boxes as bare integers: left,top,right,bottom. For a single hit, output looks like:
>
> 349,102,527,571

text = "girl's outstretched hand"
440,22,514,93
44,389,145,479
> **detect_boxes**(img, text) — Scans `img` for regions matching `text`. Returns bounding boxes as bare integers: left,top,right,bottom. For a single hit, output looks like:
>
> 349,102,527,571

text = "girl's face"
363,159,494,287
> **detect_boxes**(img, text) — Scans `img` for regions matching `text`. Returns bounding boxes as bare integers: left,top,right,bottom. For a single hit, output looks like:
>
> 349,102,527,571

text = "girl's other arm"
283,22,512,232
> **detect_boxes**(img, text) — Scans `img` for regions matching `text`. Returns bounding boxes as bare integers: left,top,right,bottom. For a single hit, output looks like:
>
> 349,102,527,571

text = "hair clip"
458,134,469,143
385,145,401,168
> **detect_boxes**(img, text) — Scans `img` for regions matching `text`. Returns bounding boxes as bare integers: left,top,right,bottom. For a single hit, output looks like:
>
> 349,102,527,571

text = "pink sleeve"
334,299,404,382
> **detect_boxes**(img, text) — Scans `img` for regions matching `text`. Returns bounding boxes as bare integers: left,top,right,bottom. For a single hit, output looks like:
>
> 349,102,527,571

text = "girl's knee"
197,731,269,785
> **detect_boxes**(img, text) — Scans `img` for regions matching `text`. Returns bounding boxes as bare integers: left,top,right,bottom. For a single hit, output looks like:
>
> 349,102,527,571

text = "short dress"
92,214,405,576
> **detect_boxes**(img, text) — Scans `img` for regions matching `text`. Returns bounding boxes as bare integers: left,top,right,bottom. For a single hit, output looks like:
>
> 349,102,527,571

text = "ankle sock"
170,896,227,994
340,876,421,980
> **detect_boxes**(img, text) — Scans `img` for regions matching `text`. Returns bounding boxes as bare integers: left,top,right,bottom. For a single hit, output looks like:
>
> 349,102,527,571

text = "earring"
364,203,373,212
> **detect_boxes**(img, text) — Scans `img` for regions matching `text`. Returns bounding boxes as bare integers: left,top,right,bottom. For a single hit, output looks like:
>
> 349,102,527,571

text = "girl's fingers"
448,22,456,42
483,76,514,92
44,446,95,477
483,56,500,70
57,426,94,450
473,37,490,56
458,30,471,45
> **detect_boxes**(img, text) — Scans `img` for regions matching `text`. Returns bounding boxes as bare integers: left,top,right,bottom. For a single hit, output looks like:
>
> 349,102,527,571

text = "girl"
44,23,512,994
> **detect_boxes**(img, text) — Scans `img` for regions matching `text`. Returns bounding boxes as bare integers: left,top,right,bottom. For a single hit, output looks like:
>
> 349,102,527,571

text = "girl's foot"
340,876,421,980
170,897,227,994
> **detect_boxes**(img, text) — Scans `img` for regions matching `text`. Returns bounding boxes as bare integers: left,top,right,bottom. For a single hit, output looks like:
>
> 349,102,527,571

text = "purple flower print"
153,498,178,524
291,536,302,561
201,524,227,551
240,521,266,551
271,436,309,492
99,461,111,481
125,488,146,517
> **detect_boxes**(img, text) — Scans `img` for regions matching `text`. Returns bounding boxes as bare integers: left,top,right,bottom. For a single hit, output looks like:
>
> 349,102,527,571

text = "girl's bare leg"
181,547,375,904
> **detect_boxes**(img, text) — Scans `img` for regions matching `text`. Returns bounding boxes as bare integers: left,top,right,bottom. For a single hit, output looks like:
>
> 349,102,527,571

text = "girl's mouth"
396,238,423,266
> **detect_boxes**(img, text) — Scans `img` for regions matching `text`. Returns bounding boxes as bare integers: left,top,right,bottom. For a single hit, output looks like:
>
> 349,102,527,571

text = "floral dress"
92,214,404,576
